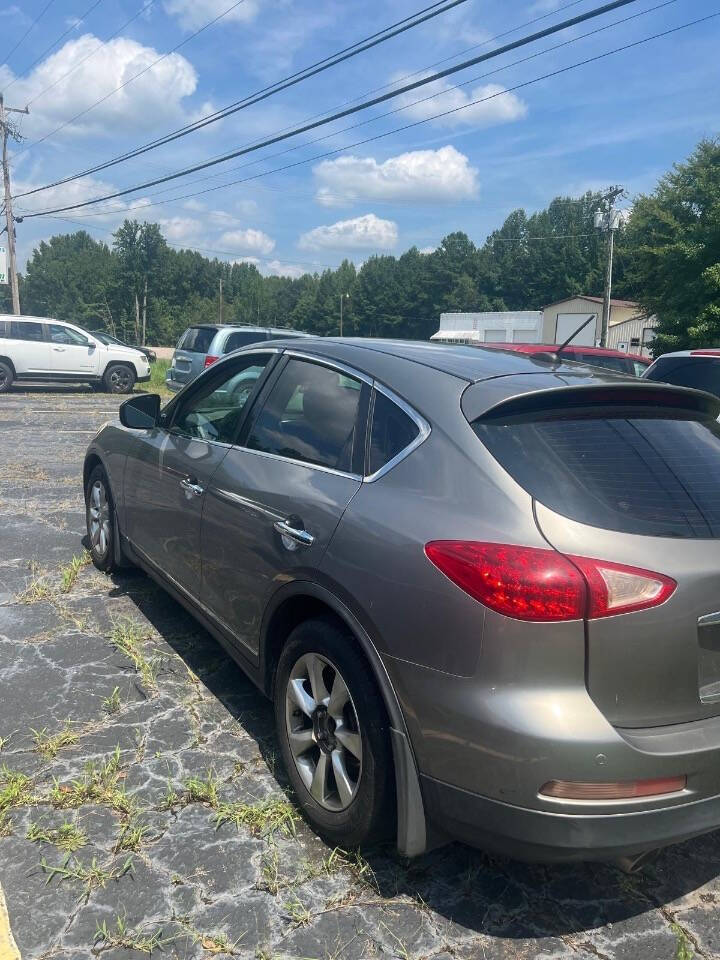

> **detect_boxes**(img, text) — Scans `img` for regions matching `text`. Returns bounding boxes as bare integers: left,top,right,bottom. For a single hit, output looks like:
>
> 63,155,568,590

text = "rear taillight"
540,776,686,800
424,542,676,622
204,355,219,368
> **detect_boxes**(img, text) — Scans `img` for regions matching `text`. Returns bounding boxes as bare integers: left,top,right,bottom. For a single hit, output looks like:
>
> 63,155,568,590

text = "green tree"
624,138,720,352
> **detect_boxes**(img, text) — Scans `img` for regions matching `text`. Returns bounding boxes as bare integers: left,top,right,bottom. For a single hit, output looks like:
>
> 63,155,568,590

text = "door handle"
180,477,204,497
273,519,314,548
52,346,66,352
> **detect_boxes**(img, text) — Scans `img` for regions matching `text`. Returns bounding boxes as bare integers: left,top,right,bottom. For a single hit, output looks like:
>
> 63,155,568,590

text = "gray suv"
84,339,720,863
166,323,313,392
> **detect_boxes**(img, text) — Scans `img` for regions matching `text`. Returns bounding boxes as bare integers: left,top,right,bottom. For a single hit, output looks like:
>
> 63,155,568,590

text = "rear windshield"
475,412,720,538
645,356,720,398
178,326,217,353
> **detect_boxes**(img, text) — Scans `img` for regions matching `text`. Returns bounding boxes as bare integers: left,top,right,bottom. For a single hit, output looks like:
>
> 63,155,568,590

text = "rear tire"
274,618,395,848
0,361,14,393
103,364,136,394
85,465,124,573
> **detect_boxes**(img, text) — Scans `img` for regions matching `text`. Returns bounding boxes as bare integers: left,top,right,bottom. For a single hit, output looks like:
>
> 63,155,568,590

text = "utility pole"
0,94,28,316
594,186,625,347
219,276,223,324
339,292,349,337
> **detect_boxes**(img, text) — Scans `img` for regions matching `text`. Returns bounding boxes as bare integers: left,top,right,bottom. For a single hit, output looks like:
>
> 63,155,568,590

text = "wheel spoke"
307,654,330,705
331,749,355,807
335,724,361,760
99,526,107,554
92,484,100,508
327,671,350,717
288,677,316,718
288,727,314,757
310,751,329,804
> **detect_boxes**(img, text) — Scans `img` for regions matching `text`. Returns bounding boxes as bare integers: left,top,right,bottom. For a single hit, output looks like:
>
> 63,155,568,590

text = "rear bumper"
165,374,183,392
422,774,720,862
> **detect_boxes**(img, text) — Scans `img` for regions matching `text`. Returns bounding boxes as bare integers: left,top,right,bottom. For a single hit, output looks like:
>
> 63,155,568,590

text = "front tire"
85,465,121,573
0,361,14,393
274,618,395,848
103,364,136,394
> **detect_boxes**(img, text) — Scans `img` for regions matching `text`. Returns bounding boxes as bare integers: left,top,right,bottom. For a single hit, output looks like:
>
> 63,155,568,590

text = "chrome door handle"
52,346,66,351
273,519,314,547
180,477,204,497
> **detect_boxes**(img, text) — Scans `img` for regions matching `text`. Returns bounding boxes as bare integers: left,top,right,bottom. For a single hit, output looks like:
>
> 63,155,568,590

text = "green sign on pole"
0,245,7,285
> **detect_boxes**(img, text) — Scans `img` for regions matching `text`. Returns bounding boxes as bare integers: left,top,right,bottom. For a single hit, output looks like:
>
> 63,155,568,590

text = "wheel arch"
0,355,17,377
102,359,138,380
260,580,428,857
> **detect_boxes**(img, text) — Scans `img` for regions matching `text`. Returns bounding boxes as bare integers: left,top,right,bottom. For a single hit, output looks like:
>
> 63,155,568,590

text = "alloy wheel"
109,367,132,392
285,652,362,811
88,480,111,558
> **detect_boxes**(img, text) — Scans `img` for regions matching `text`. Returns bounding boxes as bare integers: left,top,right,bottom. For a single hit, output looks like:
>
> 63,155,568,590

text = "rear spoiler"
462,379,720,424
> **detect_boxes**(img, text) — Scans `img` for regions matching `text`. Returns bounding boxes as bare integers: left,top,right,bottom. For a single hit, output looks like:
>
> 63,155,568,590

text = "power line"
1,0,58,68
2,0,105,95
28,10,710,224
15,0,646,212
16,0,472,188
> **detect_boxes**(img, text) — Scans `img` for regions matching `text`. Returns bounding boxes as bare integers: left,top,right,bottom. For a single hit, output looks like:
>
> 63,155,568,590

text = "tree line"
3,137,718,354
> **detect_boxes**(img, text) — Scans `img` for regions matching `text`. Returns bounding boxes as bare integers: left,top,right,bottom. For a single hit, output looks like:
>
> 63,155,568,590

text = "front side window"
247,358,362,471
172,356,270,443
49,324,89,346
368,390,420,475
10,321,44,342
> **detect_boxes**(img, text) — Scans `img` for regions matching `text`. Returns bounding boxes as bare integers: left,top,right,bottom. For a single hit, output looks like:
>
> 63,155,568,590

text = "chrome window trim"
363,382,431,483
229,443,363,482
283,349,373,386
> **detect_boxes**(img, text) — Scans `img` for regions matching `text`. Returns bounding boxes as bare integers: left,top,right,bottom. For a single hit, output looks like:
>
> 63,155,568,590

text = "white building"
431,311,543,345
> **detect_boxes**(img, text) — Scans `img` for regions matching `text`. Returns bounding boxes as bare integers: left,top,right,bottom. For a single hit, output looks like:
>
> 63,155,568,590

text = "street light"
339,292,350,337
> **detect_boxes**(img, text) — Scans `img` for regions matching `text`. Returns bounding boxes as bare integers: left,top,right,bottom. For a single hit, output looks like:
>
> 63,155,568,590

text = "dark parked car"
643,349,720,399
166,323,313,392
479,341,650,376
84,339,720,863
90,330,157,363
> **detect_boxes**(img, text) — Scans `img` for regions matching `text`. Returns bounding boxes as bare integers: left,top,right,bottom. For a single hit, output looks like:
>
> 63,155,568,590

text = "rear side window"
11,321,44,342
368,391,420,475
575,353,629,374
475,412,720,538
177,327,216,353
646,357,720,398
0,320,8,338
223,331,266,353
247,358,362,472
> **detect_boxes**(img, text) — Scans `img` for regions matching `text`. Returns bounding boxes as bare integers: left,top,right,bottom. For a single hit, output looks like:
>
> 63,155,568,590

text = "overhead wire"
1,0,58,68
14,0,647,211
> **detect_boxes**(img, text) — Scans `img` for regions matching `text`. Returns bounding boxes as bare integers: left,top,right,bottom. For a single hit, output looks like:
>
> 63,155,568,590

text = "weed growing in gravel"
184,770,220,806
177,920,243,956
15,572,55,604
0,735,10,751
213,795,297,838
0,766,33,811
672,923,695,960
27,821,88,852
109,619,159,692
59,551,91,593
281,894,312,928
102,686,122,714
0,812,11,837
50,746,134,815
42,853,133,900
94,916,168,955
32,724,79,760
114,818,152,853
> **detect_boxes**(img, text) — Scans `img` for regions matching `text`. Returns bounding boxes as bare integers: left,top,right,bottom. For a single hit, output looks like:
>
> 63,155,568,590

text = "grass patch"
148,359,172,401
114,818,152,853
59,551,91,593
32,724,79,760
162,770,221,810
0,766,33,812
42,853,133,900
109,619,159,692
15,570,56,604
50,746,134,815
95,916,168,955
213,795,297,838
27,820,88,852
672,923,695,960
102,686,122,715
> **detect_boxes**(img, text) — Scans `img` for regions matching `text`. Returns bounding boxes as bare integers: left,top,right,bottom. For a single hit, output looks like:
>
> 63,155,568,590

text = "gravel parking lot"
1,386,720,960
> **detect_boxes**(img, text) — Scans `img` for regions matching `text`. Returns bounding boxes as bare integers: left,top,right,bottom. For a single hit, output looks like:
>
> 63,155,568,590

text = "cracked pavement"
1,385,719,960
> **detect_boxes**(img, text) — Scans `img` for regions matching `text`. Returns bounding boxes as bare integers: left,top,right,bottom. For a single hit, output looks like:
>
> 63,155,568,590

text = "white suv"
0,315,151,394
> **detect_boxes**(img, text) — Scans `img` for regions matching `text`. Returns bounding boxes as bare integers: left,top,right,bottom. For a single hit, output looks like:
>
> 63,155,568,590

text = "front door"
47,323,99,375
122,353,275,596
201,355,368,655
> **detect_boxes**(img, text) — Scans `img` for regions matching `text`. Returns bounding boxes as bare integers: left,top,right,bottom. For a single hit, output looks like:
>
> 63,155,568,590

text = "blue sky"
1,0,718,276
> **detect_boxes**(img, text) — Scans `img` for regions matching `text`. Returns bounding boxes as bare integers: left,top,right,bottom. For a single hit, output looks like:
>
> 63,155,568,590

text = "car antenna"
550,314,596,362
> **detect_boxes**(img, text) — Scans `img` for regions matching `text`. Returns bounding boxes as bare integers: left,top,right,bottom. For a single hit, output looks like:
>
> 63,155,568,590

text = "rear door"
473,388,720,728
170,327,217,388
6,319,50,373
200,354,368,656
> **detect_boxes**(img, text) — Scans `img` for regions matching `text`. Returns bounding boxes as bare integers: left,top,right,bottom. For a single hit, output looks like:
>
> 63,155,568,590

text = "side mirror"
119,393,160,429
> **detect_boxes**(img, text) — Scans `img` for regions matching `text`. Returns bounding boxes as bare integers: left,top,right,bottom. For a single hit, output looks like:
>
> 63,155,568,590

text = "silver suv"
84,339,720,863
166,324,313,392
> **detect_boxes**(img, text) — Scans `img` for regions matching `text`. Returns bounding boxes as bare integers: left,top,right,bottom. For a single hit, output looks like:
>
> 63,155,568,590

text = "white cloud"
0,35,197,138
419,246,436,255
157,216,205,243
164,0,259,31
299,213,397,252
219,228,275,255
13,173,145,224
264,260,305,279
396,78,527,129
314,146,478,206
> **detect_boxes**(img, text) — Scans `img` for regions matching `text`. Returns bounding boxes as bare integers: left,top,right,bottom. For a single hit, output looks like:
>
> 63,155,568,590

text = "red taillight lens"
424,542,676,622
540,776,686,800
424,542,586,622
204,355,219,368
